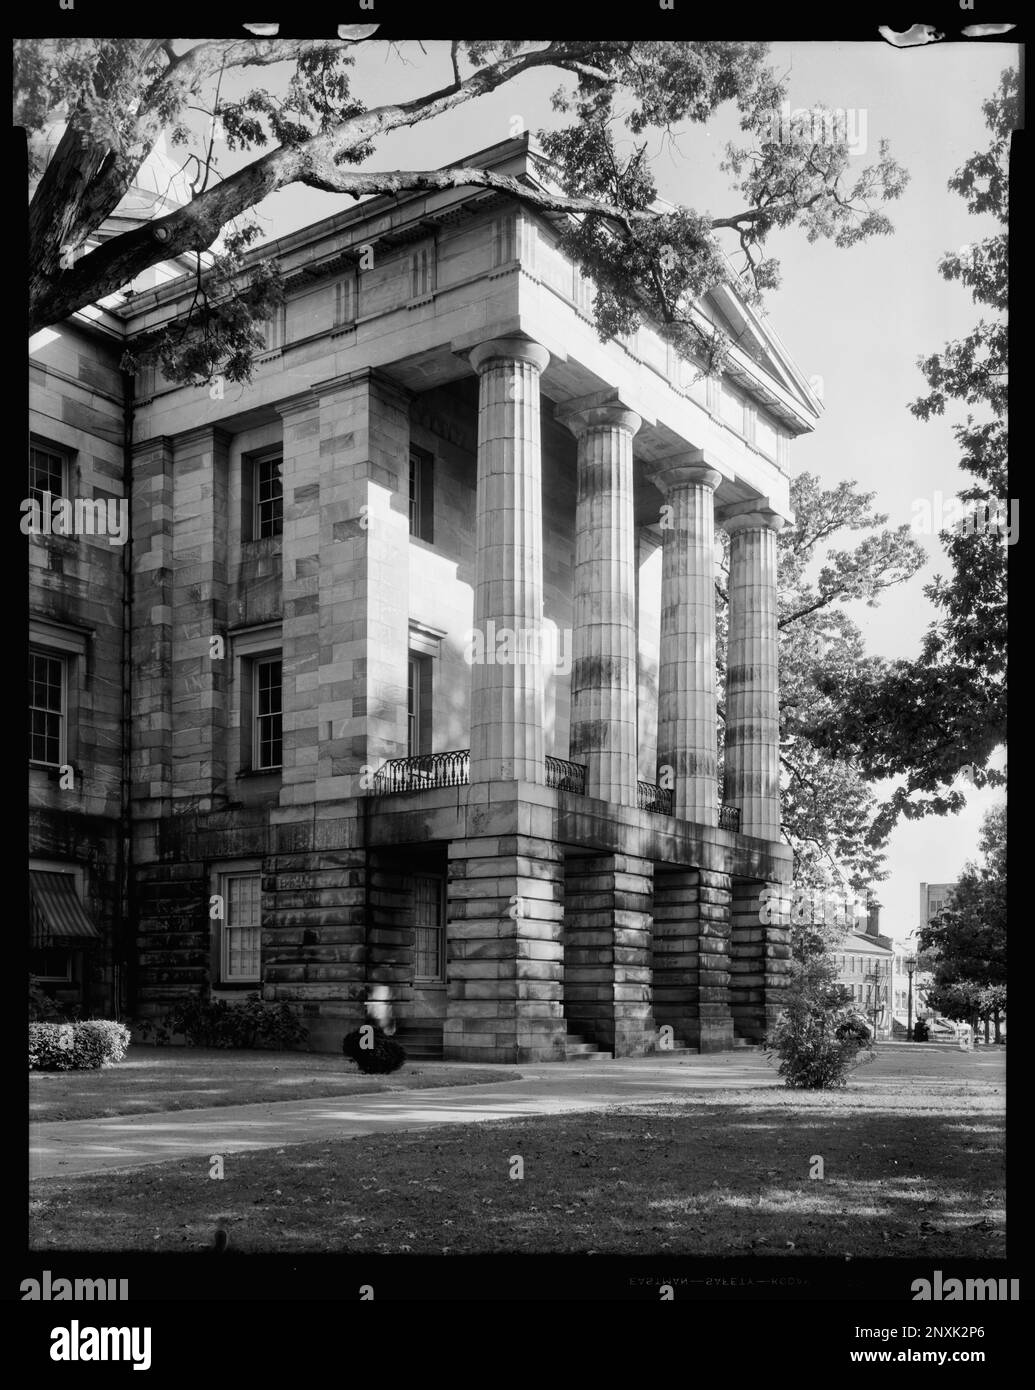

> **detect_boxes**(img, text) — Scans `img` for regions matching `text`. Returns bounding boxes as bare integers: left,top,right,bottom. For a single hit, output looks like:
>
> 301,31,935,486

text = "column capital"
468,336,550,376
554,390,642,440
648,449,722,496
717,500,790,535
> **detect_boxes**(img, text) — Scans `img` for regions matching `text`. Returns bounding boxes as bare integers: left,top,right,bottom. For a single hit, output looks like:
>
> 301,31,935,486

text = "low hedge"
29,1020,130,1071
133,993,309,1049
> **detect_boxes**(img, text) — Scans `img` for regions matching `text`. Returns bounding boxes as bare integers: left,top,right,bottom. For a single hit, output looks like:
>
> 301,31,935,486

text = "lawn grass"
30,1054,1004,1256
29,1047,519,1122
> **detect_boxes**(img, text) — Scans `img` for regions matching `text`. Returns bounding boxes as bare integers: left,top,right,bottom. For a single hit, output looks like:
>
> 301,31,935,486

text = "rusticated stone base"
730,878,793,1042
563,852,654,1056
681,1017,736,1052
651,866,733,1048
443,834,568,1062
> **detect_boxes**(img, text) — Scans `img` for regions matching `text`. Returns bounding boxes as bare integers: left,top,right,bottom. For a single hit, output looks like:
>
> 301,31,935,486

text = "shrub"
834,1012,872,1046
76,1020,131,1064
29,1023,76,1070
134,994,308,1050
342,1023,407,1074
765,941,875,1089
29,1020,130,1071
912,1018,930,1042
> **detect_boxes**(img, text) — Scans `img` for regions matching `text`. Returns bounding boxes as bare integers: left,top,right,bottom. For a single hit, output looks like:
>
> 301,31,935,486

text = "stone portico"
31,135,821,1059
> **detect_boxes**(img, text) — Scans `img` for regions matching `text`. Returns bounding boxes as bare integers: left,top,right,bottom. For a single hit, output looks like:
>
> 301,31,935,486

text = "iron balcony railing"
637,780,673,814
370,754,740,830
545,756,587,793
719,804,742,832
370,751,588,795
636,781,742,831
372,749,470,794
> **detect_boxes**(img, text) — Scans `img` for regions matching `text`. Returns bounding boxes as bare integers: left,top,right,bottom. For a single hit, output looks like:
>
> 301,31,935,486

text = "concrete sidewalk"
31,1052,774,1182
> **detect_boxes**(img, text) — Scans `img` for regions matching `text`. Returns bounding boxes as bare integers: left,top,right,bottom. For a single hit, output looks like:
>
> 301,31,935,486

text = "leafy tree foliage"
919,803,1006,1040
19,37,906,385
811,70,1015,835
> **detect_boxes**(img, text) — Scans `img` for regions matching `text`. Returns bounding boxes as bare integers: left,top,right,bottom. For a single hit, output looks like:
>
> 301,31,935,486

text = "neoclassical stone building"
29,135,821,1060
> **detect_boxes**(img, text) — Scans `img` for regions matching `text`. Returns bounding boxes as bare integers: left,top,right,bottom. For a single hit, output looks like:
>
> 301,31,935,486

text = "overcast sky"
203,39,1014,939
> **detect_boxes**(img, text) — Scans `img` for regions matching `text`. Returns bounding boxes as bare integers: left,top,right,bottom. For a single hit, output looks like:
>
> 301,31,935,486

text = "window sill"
30,762,74,782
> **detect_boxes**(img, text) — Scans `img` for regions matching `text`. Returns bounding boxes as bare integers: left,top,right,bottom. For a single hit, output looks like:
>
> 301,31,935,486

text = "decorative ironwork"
635,783,741,829
545,756,586,793
637,781,673,814
371,749,469,794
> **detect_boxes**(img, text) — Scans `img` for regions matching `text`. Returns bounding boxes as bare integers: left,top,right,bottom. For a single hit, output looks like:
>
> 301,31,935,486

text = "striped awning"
29,872,101,947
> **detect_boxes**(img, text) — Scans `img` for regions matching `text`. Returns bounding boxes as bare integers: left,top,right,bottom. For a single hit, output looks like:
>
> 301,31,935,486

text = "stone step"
562,1031,610,1061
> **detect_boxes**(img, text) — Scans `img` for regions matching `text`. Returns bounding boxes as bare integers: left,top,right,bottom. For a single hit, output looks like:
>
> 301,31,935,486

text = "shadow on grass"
29,1098,1004,1258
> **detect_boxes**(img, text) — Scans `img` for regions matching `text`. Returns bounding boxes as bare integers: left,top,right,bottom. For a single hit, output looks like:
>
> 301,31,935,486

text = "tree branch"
31,40,617,330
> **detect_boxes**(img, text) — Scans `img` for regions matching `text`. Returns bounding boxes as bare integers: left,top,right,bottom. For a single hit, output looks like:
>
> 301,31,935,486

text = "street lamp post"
865,968,886,1039
905,952,918,1041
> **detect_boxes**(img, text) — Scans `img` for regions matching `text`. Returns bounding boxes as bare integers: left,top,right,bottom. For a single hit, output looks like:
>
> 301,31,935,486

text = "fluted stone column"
556,397,641,804
468,337,550,785
719,505,785,839
651,454,722,823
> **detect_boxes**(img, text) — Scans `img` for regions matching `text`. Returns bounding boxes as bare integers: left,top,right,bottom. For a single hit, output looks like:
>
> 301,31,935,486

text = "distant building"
831,907,894,1040
899,881,957,1036
919,881,954,925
